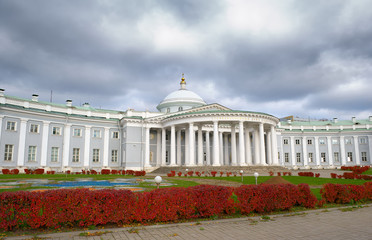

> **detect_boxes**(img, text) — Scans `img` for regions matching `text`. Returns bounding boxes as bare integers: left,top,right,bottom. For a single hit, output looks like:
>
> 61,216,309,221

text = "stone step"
149,166,289,174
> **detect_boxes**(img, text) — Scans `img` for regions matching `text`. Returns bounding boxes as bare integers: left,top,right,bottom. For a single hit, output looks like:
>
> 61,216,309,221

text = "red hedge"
0,184,319,231
320,183,372,204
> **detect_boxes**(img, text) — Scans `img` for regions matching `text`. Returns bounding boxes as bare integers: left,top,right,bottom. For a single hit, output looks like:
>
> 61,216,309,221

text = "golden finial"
180,73,186,84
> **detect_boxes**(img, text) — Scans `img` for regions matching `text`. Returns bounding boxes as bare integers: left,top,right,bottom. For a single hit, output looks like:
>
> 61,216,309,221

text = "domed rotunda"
156,74,206,113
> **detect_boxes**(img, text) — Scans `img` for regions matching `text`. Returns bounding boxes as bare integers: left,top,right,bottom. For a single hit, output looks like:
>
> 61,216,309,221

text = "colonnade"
144,121,279,167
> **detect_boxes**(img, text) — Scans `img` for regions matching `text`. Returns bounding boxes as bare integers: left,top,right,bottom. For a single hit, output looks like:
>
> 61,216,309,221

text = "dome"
156,75,206,113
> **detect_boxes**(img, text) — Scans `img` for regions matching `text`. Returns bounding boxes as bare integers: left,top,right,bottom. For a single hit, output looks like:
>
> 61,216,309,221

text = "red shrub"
10,169,19,175
343,172,355,179
320,184,367,204
34,169,44,175
315,173,320,178
298,172,314,177
1,169,10,174
101,169,110,175
46,171,55,175
187,171,194,177
330,173,337,179
220,171,224,177
90,170,97,175
268,171,274,176
211,171,217,177
277,172,281,176
177,172,182,177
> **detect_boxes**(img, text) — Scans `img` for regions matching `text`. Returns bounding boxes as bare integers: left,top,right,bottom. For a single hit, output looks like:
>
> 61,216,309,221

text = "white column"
340,136,346,165
17,119,28,167
259,123,266,165
185,128,189,165
314,136,320,166
327,136,333,167
270,125,279,165
156,129,161,166
353,136,360,165
302,136,308,167
197,125,203,166
40,121,50,167
144,127,150,167
219,131,224,166
245,127,252,165
84,126,91,167
224,133,229,165
238,121,246,166
188,123,195,166
231,123,237,165
161,128,166,166
0,116,3,141
170,125,176,166
290,136,296,167
103,127,110,167
177,129,182,165
62,123,71,167
205,131,210,165
213,121,220,166
267,132,273,165
254,128,260,165
368,136,372,165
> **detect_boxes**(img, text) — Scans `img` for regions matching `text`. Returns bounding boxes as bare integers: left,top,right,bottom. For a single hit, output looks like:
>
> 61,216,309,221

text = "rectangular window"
72,148,80,162
295,139,300,145
296,153,301,163
93,129,101,138
345,138,352,144
284,153,289,163
307,139,312,145
347,152,353,162
165,151,169,163
283,139,289,145
321,152,326,162
334,152,339,162
28,146,37,162
6,121,16,131
93,149,100,162
52,127,61,135
308,152,313,163
73,128,82,137
359,138,367,144
319,139,325,145
112,131,119,139
111,149,118,162
332,139,338,144
30,124,39,133
51,147,59,162
4,144,14,161
361,152,367,162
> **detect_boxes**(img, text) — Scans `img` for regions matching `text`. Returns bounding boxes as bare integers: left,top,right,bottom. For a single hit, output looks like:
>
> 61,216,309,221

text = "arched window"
178,106,183,111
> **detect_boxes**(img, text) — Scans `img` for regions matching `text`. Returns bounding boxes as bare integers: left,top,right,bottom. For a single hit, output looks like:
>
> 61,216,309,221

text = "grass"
282,176,368,185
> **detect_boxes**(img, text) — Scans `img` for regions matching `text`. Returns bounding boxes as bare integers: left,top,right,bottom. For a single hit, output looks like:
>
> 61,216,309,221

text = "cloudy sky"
1,0,372,120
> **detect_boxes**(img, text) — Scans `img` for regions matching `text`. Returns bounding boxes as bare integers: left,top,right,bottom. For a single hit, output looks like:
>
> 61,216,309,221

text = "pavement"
5,204,372,240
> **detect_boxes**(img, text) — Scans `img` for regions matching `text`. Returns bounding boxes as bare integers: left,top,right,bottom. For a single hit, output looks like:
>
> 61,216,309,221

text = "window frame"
30,124,39,133
73,128,82,137
111,149,118,162
296,152,301,163
92,149,100,162
112,131,119,139
284,152,289,163
51,147,59,162
347,152,353,162
28,146,37,162
6,121,16,131
308,152,313,163
93,129,101,138
4,144,14,161
307,139,312,145
361,152,367,162
283,139,289,145
333,152,339,162
52,126,61,136
72,148,80,162
321,152,326,162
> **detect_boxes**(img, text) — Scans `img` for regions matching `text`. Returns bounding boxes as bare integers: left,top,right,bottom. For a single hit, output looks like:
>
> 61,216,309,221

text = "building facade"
1,76,371,172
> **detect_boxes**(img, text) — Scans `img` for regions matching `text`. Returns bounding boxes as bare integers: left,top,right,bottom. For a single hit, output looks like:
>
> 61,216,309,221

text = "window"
165,151,169,163
72,148,80,162
334,152,339,162
93,149,100,162
332,139,338,145
51,147,59,162
308,152,313,163
52,127,61,135
361,152,367,162
359,138,367,144
30,124,39,133
319,139,325,145
93,129,101,138
111,150,118,162
296,153,301,163
278,152,280,160
307,139,312,145
6,121,16,131
112,131,119,139
347,152,353,162
284,153,289,163
295,139,300,145
178,106,183,111
4,144,14,161
345,138,352,144
166,108,170,113
321,152,326,162
283,139,289,145
28,146,37,162
166,134,169,141
73,128,82,137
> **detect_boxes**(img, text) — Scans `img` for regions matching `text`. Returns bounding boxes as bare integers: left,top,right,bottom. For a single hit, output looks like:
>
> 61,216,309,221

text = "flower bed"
0,183,318,231
320,182,372,204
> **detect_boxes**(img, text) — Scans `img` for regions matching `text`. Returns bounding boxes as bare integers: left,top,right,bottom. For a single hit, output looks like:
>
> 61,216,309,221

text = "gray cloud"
0,0,371,120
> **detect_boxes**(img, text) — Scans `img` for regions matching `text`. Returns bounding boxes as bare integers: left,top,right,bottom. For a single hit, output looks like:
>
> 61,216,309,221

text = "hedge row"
320,182,372,204
298,172,320,177
341,166,370,174
330,172,372,180
0,184,316,231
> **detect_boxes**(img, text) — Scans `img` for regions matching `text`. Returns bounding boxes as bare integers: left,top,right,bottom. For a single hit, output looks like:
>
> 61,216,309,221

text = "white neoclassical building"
0,75,371,172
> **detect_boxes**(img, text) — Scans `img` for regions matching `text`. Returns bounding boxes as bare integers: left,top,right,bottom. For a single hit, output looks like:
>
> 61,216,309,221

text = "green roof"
280,119,372,127
165,110,278,120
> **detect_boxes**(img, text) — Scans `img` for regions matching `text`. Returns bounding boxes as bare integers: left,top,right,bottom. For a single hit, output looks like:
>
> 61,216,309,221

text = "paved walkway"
6,204,372,240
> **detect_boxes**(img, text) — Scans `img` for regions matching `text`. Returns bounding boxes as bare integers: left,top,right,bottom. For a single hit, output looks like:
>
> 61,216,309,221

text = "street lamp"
254,172,259,185
154,176,162,189
185,168,188,177
240,170,244,183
